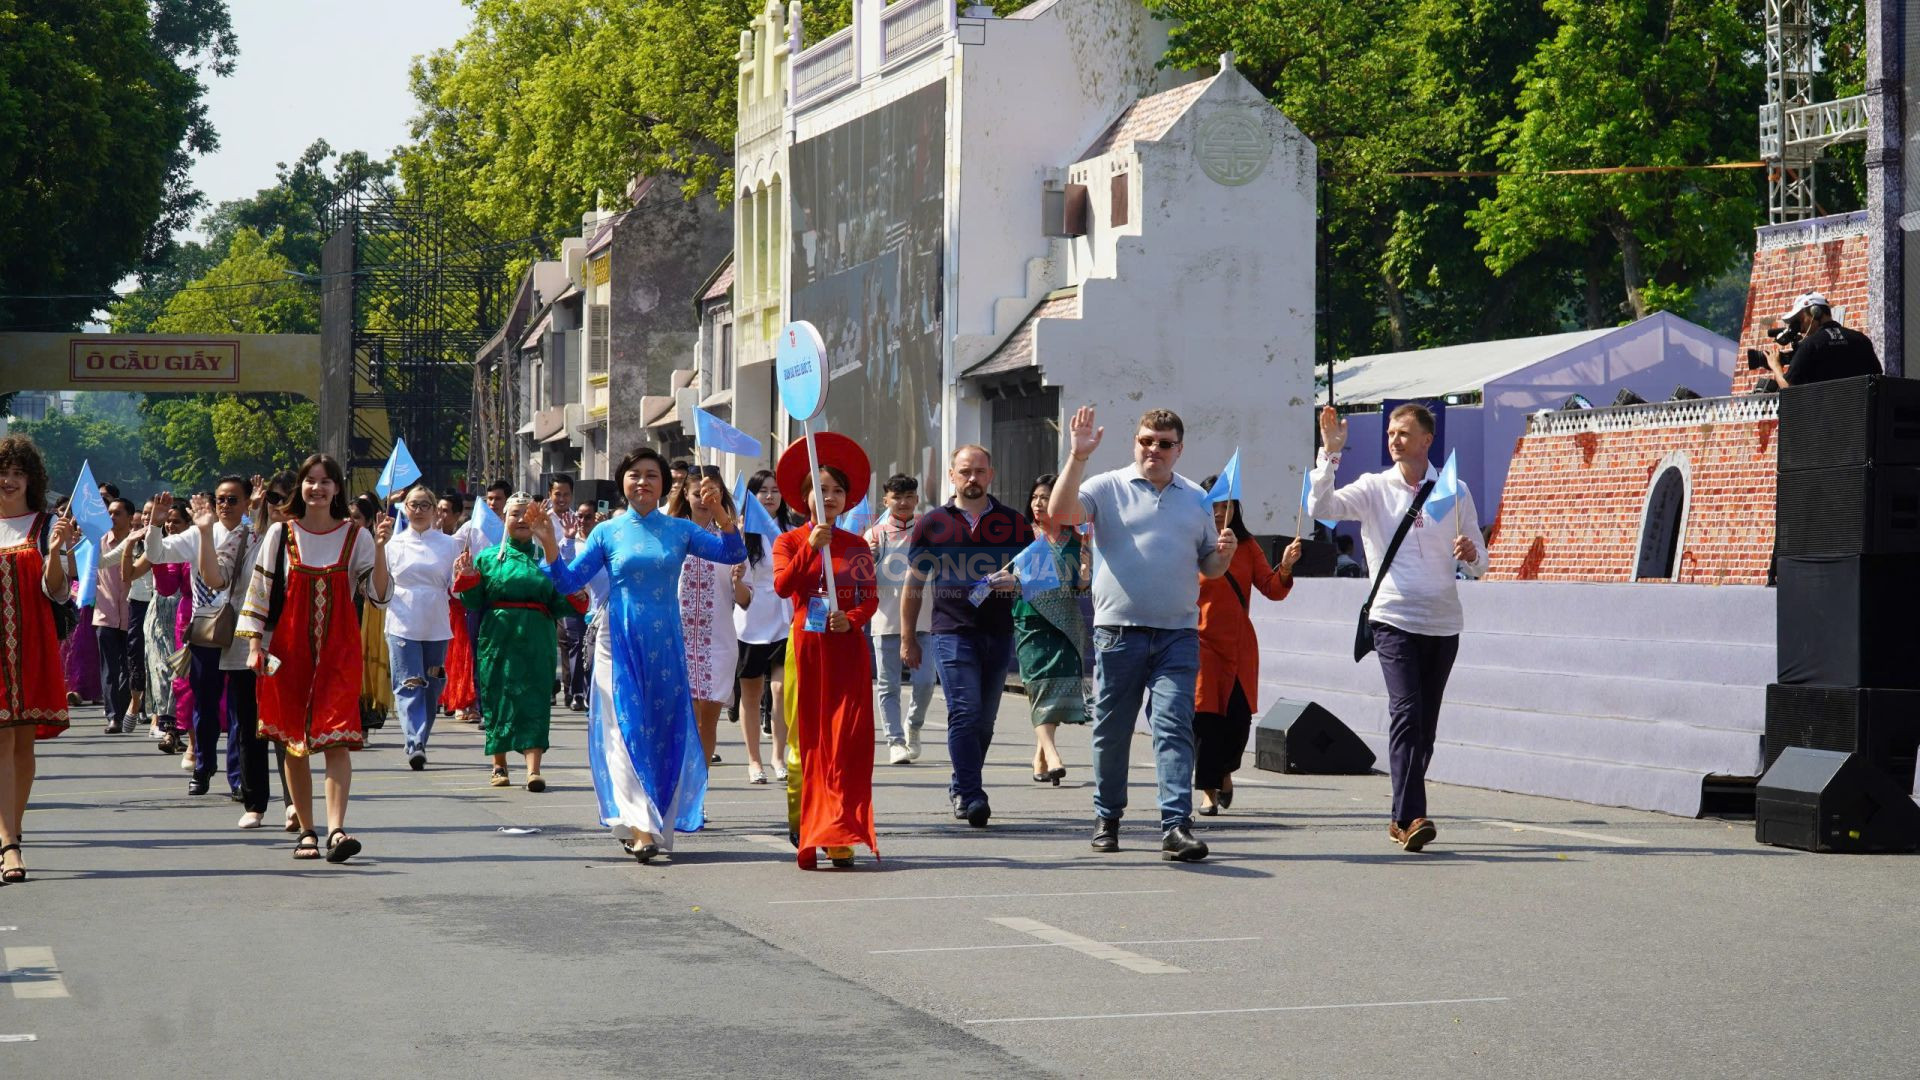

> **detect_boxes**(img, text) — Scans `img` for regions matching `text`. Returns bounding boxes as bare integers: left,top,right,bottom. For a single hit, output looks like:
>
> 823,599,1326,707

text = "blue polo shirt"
1078,467,1217,630
908,497,1033,635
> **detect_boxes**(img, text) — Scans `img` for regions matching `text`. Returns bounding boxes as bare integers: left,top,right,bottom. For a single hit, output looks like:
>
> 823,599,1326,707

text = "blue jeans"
932,630,1014,804
388,635,450,756
1089,626,1200,831
873,631,935,743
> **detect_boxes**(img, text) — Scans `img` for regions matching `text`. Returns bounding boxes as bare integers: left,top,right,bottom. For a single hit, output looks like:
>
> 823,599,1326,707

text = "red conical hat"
775,431,870,522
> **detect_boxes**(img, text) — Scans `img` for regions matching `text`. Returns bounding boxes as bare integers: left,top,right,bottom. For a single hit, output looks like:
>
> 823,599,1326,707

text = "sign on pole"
776,321,837,607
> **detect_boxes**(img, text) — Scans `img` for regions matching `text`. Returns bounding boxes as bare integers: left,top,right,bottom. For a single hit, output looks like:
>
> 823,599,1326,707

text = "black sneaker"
408,752,426,772
1090,816,1120,852
965,799,991,828
950,793,969,820
1161,823,1209,862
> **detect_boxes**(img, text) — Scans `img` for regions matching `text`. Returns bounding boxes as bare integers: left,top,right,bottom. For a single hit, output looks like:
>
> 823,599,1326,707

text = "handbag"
186,526,253,650
1353,479,1435,663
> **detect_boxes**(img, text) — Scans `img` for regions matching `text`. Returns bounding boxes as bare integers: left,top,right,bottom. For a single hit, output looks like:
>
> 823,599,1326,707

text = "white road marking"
0,1034,38,1043
769,889,1175,906
1476,819,1646,845
966,995,1511,1025
986,917,1187,974
744,834,792,847
872,935,1259,955
3,947,69,1000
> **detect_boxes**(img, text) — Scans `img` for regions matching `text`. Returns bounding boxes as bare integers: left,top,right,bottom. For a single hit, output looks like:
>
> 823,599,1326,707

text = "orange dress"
440,597,477,713
0,512,71,738
773,526,879,869
1194,540,1293,716
257,524,367,756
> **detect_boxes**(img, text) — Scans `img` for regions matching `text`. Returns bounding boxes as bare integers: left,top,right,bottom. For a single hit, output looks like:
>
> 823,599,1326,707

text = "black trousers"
1193,682,1254,791
1372,622,1460,827
126,599,150,701
558,615,588,701
188,645,268,812
96,625,132,725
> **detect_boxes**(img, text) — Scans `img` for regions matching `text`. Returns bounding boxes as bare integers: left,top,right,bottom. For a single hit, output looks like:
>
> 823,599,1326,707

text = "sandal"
1,842,25,884
284,806,301,833
325,828,362,864
293,830,320,860
748,765,768,785
489,766,510,787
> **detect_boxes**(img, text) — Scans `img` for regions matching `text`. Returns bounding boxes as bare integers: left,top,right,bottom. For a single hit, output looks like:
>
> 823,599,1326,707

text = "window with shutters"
588,304,610,373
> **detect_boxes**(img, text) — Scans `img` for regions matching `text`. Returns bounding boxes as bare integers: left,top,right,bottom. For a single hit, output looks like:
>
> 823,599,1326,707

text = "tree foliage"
12,409,150,498
0,0,235,332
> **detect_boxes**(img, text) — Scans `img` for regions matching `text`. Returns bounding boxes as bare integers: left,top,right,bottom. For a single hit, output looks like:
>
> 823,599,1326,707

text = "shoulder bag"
187,526,253,650
1353,479,1434,663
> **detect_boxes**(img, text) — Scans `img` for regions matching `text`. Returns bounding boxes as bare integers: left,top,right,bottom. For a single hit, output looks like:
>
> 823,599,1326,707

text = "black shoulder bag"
32,513,80,641
1353,479,1434,663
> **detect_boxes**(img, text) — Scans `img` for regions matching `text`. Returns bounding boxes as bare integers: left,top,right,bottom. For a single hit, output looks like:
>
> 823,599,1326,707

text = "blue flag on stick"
474,499,505,549
69,460,112,545
1426,450,1461,524
1206,450,1241,504
377,437,423,499
733,473,785,544
836,494,871,534
1298,471,1338,533
75,538,98,608
1009,537,1064,604
694,408,764,459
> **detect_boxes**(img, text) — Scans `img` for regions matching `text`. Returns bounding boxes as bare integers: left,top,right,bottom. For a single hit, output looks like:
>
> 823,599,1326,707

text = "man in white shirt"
865,474,934,765
1311,403,1487,852
546,475,587,710
92,497,136,734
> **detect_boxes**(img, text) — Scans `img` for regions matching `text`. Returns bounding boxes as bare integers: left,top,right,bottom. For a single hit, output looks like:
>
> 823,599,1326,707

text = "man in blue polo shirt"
902,445,1033,827
1047,406,1235,862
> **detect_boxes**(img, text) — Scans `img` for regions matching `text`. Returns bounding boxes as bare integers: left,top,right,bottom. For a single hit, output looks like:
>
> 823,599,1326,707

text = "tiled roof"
701,257,734,302
1078,76,1214,161
964,288,1081,379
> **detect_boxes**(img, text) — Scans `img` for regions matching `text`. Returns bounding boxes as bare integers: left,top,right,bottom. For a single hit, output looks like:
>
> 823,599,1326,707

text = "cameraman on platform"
1762,291,1881,387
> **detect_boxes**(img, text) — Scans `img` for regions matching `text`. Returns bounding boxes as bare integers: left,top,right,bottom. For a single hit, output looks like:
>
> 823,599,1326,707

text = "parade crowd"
0,400,1482,884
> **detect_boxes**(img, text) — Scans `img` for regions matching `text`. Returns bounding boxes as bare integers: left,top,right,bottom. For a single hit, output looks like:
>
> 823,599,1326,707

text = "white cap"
1782,291,1829,321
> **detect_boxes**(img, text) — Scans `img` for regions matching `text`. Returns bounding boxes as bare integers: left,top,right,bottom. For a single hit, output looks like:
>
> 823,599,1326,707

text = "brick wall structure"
1732,211,1871,395
1487,396,1780,585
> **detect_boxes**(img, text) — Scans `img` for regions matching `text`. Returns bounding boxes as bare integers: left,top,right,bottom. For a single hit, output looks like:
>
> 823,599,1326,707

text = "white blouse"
236,521,388,640
733,547,790,645
382,526,460,641
0,512,66,602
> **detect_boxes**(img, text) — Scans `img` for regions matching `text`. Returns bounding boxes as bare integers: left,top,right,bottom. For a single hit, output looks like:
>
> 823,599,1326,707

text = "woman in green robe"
453,492,587,792
1014,474,1092,786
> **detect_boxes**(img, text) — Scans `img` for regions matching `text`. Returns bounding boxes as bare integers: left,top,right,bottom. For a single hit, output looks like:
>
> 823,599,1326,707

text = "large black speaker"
1253,699,1377,775
1754,747,1920,853
1778,375,1920,471
1775,555,1920,688
1775,464,1920,556
1763,684,1920,775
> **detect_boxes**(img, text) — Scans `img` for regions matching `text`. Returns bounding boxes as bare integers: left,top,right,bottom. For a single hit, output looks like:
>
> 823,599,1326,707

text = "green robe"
456,539,581,755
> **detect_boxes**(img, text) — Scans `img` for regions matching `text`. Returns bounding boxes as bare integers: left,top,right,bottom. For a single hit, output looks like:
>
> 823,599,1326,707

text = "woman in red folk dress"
772,433,879,870
237,454,391,864
0,435,75,886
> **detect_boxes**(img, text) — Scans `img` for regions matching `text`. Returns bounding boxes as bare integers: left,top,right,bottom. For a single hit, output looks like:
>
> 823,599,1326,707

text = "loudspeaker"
1775,555,1920,688
1763,684,1920,776
1778,375,1920,471
1775,464,1920,556
1253,699,1377,775
1754,748,1920,853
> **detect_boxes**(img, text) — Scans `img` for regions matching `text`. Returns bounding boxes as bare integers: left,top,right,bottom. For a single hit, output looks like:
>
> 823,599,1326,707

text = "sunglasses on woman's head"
264,491,288,506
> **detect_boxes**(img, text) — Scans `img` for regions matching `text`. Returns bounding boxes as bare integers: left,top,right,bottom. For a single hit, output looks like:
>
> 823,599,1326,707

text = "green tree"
1467,0,1764,320
0,0,235,332
12,409,150,497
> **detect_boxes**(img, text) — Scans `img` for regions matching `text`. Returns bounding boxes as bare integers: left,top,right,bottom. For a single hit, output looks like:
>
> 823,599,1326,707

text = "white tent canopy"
1334,328,1613,404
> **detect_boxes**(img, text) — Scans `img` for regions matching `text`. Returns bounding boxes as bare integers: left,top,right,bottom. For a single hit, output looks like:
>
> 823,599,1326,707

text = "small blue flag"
1298,470,1338,533
1009,536,1064,604
474,500,505,548
69,461,113,545
734,473,785,544
836,494,871,533
75,538,98,608
377,437,423,499
1426,450,1461,523
694,407,764,459
1207,450,1241,504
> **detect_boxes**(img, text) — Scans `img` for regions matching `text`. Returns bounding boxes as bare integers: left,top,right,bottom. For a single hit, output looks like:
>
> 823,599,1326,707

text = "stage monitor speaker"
1254,699,1377,775
1775,464,1920,556
1763,684,1920,776
1775,555,1920,688
1778,375,1920,471
1754,748,1920,853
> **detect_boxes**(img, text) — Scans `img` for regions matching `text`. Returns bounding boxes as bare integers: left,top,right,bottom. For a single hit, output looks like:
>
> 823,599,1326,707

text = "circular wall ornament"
1195,112,1271,187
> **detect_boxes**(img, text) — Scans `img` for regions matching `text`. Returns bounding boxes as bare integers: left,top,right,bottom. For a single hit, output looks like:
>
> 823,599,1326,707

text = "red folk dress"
773,526,879,869
440,598,477,713
255,523,367,756
1194,540,1294,716
0,512,70,738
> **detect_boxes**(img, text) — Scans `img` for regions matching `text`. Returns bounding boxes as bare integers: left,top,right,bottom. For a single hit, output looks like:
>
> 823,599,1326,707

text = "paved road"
4,698,1916,1078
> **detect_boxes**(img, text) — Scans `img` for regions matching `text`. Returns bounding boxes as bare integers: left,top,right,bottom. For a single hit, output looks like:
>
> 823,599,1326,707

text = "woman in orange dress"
1193,483,1301,816
237,454,392,864
0,435,75,885
772,433,879,870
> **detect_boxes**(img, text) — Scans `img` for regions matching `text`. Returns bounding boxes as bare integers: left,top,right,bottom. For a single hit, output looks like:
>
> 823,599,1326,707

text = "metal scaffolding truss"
1760,0,1870,223
321,175,506,490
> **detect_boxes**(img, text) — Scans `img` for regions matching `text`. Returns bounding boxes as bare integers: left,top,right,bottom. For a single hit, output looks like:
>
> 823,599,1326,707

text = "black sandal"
325,828,362,864
1,842,24,884
293,830,320,860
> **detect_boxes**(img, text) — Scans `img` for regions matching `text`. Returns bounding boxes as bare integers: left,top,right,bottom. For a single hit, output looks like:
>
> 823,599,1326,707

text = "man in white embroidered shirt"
1311,402,1487,852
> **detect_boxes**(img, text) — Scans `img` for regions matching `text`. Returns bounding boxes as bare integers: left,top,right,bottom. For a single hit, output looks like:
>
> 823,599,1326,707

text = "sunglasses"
215,494,242,506
263,491,288,506
1136,436,1180,451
